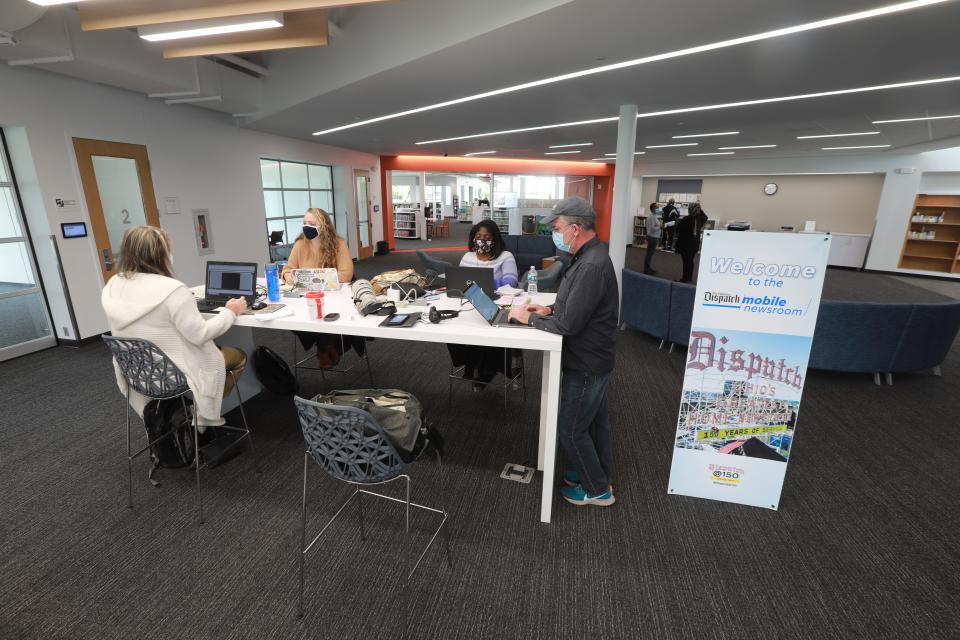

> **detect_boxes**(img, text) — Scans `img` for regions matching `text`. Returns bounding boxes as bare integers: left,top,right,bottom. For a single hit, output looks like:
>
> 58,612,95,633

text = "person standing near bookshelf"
644,202,663,275
661,198,679,251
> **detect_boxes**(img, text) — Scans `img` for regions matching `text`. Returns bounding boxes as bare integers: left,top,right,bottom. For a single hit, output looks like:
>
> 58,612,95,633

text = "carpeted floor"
2,265,958,638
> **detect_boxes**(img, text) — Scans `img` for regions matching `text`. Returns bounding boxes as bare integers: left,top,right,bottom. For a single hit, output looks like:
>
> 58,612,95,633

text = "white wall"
633,149,960,279
0,63,382,340
636,174,884,234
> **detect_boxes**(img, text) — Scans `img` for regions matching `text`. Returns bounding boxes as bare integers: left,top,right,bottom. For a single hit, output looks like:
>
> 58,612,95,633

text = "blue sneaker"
562,470,580,487
560,484,615,507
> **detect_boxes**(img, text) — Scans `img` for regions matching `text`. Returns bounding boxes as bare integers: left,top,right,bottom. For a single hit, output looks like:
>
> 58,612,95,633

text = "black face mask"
476,239,493,254
302,225,319,240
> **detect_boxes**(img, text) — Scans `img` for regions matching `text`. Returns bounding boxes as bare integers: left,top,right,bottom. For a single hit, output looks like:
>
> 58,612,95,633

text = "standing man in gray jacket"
509,197,619,507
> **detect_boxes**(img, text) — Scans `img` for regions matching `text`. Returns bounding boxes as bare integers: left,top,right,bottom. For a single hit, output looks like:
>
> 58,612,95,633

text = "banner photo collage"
667,231,831,509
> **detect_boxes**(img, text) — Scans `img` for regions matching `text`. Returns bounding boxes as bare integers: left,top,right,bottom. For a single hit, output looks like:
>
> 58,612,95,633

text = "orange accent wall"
380,155,616,248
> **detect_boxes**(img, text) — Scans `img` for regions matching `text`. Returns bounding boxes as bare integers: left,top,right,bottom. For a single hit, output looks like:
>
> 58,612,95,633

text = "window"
260,158,337,246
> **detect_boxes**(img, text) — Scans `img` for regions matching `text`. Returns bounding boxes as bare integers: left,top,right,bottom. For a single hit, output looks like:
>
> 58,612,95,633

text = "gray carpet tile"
2,268,958,639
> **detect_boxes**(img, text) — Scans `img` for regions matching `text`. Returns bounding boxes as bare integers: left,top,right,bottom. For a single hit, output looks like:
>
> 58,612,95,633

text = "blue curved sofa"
620,268,960,383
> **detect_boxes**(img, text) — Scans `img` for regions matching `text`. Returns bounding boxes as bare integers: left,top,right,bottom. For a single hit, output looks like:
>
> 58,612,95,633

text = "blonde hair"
296,208,339,268
116,225,173,278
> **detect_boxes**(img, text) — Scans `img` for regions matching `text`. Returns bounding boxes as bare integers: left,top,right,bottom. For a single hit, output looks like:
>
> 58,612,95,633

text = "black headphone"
428,307,459,324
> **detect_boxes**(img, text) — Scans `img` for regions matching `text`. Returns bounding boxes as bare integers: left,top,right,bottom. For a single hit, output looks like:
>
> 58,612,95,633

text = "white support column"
608,104,638,294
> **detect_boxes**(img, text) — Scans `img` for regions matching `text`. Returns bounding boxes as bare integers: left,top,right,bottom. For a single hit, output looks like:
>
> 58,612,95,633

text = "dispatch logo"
709,463,744,487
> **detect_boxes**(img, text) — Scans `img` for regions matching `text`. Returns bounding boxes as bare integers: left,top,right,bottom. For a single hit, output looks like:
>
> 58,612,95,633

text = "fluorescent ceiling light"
464,150,497,156
717,144,777,149
314,0,951,136
688,152,735,156
417,74,960,145
796,131,880,139
672,131,740,138
548,143,593,148
873,113,960,123
646,143,699,148
590,158,615,161
544,150,582,155
29,0,89,5
139,14,283,42
604,152,647,156
821,144,891,150
644,172,875,177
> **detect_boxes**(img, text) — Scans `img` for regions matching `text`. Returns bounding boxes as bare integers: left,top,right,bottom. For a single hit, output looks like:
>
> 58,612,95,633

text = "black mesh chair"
103,335,258,524
416,250,452,281
294,395,450,618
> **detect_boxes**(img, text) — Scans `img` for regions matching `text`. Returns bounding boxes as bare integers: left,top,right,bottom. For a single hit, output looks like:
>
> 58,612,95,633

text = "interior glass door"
354,170,373,260
0,135,56,361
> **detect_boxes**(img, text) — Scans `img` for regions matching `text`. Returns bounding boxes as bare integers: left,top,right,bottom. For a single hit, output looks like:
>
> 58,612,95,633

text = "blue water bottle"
265,263,281,303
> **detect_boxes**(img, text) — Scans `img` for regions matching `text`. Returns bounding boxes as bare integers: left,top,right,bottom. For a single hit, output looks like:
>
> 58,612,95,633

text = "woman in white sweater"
101,226,247,426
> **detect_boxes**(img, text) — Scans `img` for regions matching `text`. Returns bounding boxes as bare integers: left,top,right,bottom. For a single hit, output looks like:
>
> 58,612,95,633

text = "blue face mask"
552,229,571,253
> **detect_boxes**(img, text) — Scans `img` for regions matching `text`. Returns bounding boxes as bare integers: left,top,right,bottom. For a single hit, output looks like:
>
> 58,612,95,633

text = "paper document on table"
496,285,524,295
253,306,295,321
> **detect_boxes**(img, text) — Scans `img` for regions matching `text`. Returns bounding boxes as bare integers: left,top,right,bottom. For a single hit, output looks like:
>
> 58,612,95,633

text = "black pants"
644,236,659,273
679,247,696,282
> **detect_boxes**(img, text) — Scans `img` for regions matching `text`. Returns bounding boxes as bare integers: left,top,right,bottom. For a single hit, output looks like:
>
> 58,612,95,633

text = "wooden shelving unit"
898,194,960,273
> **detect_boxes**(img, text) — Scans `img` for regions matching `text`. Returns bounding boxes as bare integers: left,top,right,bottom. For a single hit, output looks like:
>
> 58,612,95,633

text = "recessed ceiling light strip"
604,152,647,156
544,150,582,155
646,143,699,148
464,150,497,156
314,0,953,136
672,131,740,138
821,144,891,149
873,113,960,123
796,131,879,139
416,74,960,145
688,152,736,156
139,14,283,42
717,145,777,149
548,142,593,148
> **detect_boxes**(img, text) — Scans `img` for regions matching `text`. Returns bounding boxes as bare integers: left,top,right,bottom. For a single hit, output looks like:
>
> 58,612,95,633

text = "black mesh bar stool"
103,335,259,524
293,394,451,618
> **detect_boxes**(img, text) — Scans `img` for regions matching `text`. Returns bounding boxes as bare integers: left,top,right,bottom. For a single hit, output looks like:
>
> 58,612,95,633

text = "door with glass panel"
72,138,160,284
0,136,56,360
354,169,373,260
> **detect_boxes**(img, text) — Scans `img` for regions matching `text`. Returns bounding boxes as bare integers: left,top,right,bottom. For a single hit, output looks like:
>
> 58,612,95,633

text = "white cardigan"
101,273,236,425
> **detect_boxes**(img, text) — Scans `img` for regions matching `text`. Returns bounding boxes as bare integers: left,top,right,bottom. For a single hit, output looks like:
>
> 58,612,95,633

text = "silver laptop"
464,282,534,329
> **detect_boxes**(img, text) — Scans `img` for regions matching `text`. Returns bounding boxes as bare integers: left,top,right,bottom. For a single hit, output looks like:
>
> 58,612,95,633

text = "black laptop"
463,282,532,329
197,261,258,312
445,266,497,299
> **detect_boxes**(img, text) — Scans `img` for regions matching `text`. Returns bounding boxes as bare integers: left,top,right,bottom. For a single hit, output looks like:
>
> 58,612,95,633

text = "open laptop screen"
206,262,257,298
464,282,499,324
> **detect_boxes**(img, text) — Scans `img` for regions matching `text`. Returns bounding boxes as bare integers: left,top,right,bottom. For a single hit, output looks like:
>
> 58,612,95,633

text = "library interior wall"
637,174,885,234
0,63,381,340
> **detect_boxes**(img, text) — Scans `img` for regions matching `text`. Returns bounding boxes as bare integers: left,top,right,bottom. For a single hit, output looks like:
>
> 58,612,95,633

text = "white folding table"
204,286,564,523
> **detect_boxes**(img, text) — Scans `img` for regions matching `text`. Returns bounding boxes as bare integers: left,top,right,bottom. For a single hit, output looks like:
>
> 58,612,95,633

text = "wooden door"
354,169,374,260
73,138,160,283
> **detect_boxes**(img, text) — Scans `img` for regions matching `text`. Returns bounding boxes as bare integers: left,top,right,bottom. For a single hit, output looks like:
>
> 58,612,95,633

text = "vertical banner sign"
667,231,831,509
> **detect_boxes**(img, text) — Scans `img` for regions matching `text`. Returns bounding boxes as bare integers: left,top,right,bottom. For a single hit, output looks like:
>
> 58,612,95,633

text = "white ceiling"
4,0,960,162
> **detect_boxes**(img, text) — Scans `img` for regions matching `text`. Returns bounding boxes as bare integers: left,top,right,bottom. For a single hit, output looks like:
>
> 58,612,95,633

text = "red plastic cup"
305,290,324,320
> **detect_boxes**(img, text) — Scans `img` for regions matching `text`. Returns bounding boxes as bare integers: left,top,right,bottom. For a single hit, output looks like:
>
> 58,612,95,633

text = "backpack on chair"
142,398,196,483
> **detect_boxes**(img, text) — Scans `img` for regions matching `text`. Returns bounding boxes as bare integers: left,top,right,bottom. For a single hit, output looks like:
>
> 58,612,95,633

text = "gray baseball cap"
540,196,596,226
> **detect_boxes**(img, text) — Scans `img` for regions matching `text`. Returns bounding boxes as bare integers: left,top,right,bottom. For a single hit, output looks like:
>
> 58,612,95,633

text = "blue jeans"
558,370,613,495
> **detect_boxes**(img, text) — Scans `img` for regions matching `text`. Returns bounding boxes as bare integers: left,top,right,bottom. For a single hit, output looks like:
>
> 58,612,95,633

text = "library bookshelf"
898,194,960,274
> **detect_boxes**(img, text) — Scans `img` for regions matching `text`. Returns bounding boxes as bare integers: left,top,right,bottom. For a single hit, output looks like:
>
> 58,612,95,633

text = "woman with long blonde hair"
101,225,248,426
281,208,353,285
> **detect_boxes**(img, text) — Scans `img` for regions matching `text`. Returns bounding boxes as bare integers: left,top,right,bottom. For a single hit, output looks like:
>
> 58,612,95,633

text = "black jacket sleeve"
531,263,606,336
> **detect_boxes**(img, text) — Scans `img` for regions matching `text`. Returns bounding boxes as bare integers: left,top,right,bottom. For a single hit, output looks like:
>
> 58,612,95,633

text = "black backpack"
142,398,196,482
253,345,298,394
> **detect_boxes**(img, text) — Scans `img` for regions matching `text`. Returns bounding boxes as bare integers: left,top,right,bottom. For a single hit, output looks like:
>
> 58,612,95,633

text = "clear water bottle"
526,265,538,294
265,263,281,303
